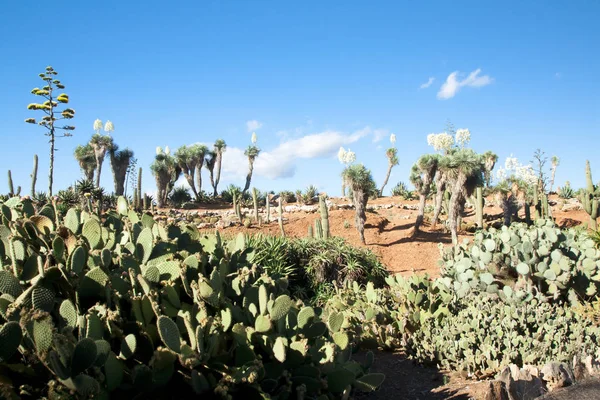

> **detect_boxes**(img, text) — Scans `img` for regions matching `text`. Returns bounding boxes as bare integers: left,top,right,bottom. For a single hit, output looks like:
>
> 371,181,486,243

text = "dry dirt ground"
179,195,590,399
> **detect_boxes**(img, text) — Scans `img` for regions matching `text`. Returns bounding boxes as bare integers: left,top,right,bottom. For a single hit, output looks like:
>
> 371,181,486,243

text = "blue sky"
1,1,598,197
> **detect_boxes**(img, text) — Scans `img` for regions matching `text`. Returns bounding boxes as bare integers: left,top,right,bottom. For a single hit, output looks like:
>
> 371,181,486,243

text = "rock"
561,199,583,212
498,365,544,400
541,362,574,392
485,380,509,400
197,223,214,229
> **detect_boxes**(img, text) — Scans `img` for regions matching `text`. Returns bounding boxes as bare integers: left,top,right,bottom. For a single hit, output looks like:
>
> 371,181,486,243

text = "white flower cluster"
338,147,356,165
104,120,114,134
390,133,396,145
93,119,103,133
427,132,455,152
156,146,171,156
496,155,537,185
455,128,470,147
251,132,257,144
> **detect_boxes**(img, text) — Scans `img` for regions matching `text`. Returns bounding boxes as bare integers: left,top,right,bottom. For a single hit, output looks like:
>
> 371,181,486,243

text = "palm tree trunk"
184,172,199,201
379,162,393,196
214,152,222,196
415,194,427,232
353,189,367,245
95,153,105,188
431,176,446,228
243,159,254,194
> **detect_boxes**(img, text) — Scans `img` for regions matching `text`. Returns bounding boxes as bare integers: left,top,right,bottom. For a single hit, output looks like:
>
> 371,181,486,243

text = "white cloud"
220,127,377,180
371,129,390,143
246,120,263,132
555,72,561,79
437,68,493,100
419,77,435,89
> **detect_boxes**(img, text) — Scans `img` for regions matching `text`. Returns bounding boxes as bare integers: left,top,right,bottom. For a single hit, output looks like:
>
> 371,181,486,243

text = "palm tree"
74,144,96,181
410,154,439,232
191,144,208,199
89,134,114,187
174,144,208,201
150,150,181,208
342,164,377,245
204,151,217,196
213,139,227,197
482,151,498,188
242,145,260,194
550,156,560,192
109,144,134,196
379,147,399,196
439,149,485,245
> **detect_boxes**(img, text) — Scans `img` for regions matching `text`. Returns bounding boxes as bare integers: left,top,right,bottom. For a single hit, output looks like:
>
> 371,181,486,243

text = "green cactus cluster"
438,219,600,300
0,195,384,398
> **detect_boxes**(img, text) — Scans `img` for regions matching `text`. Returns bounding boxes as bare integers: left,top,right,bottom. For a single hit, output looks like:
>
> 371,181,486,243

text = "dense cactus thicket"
0,196,384,399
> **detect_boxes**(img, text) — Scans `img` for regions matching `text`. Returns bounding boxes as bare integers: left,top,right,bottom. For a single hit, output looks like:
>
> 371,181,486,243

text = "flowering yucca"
427,132,454,152
504,156,519,171
104,120,114,134
516,165,537,185
338,147,347,164
390,133,396,145
165,146,171,155
93,119,103,133
496,168,507,181
455,128,470,147
156,146,163,155
344,149,356,164
251,132,257,144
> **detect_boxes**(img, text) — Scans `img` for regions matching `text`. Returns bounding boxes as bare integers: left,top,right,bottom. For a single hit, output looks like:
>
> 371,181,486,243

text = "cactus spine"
278,197,285,237
252,188,259,222
319,195,330,239
31,154,38,196
475,187,483,228
580,160,599,230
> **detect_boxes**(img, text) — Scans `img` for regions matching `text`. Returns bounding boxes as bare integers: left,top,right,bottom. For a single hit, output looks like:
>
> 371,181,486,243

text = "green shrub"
168,185,192,207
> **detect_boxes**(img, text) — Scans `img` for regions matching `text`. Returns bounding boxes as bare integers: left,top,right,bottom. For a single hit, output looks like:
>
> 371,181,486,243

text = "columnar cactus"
278,197,285,237
580,160,599,230
252,188,259,222
319,194,330,239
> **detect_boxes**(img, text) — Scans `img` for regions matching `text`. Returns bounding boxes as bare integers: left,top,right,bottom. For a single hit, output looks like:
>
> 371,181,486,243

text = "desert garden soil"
174,195,590,399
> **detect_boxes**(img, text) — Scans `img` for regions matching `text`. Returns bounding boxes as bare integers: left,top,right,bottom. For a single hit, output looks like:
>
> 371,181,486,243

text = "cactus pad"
82,218,102,249
71,338,98,376
255,315,272,333
328,312,344,333
0,322,22,362
353,373,385,392
333,332,349,350
30,215,54,235
0,270,23,298
32,286,55,312
69,246,87,276
104,352,124,391
120,334,137,359
273,337,286,363
136,227,154,264
157,316,181,353
93,339,111,367
297,307,316,329
270,295,292,321
33,317,54,354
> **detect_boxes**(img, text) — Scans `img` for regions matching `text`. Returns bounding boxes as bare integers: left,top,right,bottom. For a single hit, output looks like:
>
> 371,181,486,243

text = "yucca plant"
242,145,260,194
212,139,227,196
342,164,377,244
109,144,134,196
73,144,96,181
150,147,181,208
410,154,439,232
89,129,114,187
379,138,399,196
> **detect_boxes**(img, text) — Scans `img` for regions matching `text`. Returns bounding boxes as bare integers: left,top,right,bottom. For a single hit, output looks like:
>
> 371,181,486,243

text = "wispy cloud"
437,68,493,100
220,127,377,180
555,72,561,79
419,77,435,89
246,120,263,132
